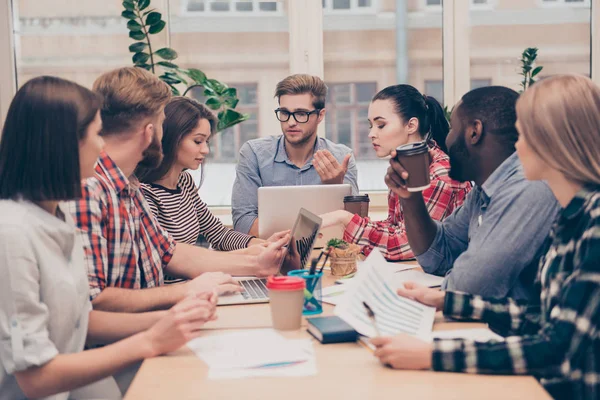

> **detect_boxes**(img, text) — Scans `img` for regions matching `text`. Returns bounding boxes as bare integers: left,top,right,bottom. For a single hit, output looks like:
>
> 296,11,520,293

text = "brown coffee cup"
266,276,305,330
344,195,370,217
395,141,430,192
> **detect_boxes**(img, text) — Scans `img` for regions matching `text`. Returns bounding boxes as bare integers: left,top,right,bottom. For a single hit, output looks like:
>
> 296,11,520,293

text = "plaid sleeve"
344,177,456,261
432,275,600,380
69,183,109,300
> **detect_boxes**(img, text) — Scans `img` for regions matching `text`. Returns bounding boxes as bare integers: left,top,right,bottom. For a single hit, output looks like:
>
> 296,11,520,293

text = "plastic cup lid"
266,275,305,290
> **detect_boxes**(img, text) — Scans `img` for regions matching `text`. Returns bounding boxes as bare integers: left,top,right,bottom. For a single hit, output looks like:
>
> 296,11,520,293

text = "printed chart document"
335,250,436,339
187,329,317,380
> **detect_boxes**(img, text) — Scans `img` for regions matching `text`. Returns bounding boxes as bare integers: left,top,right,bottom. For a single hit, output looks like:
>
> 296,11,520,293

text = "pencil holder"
287,270,323,315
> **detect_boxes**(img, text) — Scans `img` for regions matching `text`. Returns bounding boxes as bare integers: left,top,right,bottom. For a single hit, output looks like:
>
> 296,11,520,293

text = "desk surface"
125,268,551,400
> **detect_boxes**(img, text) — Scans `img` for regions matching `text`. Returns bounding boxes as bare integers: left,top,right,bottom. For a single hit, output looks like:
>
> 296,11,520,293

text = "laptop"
218,208,322,306
258,184,352,247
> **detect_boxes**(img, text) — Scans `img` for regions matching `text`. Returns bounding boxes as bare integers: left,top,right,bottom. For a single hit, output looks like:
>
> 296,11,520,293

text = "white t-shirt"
0,200,91,400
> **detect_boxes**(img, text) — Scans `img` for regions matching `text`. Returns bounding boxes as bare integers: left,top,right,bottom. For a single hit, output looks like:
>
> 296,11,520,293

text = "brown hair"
93,67,172,135
516,74,600,186
0,76,100,200
274,74,328,109
136,97,217,184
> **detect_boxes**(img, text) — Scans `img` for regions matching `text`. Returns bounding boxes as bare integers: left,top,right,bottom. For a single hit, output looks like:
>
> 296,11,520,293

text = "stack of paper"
334,250,436,339
187,329,317,380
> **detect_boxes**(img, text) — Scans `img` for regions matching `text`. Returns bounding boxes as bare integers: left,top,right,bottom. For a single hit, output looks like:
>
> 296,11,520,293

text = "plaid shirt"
68,152,175,299
432,186,600,400
343,144,472,261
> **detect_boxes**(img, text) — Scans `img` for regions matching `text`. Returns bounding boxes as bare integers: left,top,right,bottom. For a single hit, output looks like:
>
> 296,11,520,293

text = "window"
185,0,282,14
471,79,491,89
425,79,492,104
469,3,591,92
325,82,377,161
425,0,490,9
207,84,259,163
322,0,376,13
541,0,590,7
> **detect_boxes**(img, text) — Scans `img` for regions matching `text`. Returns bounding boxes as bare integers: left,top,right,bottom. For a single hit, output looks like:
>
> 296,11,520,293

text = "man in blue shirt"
385,86,560,301
232,74,359,235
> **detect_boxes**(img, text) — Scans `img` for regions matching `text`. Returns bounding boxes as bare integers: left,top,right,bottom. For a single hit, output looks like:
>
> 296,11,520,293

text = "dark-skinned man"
385,86,559,301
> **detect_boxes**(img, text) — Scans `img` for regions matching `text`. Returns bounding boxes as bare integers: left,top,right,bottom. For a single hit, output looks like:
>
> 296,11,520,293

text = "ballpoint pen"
363,301,381,337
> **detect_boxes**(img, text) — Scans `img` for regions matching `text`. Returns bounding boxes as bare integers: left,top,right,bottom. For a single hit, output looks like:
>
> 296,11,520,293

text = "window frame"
322,0,378,15
539,0,591,8
182,0,284,16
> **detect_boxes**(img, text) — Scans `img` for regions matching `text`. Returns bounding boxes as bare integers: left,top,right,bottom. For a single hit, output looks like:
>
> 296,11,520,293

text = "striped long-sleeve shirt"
141,172,253,250
431,186,600,400
343,144,471,261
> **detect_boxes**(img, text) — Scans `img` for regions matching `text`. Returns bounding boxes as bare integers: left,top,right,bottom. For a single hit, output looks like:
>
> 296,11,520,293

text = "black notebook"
307,316,358,344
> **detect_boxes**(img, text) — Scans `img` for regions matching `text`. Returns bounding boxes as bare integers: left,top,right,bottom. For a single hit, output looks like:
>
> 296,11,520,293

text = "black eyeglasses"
274,108,321,123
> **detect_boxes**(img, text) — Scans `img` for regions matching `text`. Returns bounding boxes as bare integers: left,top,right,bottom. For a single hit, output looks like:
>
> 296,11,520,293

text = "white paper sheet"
186,329,310,370
321,284,347,305
431,328,505,342
390,269,444,288
207,339,317,380
334,250,436,339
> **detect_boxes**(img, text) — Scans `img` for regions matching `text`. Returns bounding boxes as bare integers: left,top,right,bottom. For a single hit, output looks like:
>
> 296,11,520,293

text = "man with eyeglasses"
232,74,359,236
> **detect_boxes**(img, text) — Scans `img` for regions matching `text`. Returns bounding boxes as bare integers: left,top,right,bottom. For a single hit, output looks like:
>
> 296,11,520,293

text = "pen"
363,301,381,337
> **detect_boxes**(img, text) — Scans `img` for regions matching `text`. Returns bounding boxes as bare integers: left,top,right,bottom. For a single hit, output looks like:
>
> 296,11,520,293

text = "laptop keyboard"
240,279,269,300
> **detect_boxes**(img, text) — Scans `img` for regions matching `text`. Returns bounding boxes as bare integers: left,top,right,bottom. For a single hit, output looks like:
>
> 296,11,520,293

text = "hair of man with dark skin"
446,86,520,185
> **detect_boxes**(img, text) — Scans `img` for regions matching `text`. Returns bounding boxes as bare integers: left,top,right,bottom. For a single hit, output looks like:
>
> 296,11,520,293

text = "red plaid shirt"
343,144,472,261
68,152,175,299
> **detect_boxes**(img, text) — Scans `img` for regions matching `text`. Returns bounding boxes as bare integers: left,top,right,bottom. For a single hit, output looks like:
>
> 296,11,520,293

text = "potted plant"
326,239,361,277
121,0,248,132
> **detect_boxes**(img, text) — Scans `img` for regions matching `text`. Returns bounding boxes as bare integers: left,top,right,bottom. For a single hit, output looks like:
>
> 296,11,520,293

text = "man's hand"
370,334,433,370
186,272,242,296
313,150,351,185
144,292,218,357
254,234,290,277
396,281,446,311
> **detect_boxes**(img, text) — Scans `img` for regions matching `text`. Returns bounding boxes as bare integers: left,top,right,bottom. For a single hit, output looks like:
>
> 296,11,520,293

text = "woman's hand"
370,334,433,370
320,210,355,229
396,281,446,311
144,292,218,357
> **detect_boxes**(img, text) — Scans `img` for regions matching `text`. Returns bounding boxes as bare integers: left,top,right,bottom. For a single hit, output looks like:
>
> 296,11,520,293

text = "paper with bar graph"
334,249,436,339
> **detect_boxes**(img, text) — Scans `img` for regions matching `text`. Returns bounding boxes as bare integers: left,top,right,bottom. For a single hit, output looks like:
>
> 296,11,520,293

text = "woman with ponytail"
321,84,471,261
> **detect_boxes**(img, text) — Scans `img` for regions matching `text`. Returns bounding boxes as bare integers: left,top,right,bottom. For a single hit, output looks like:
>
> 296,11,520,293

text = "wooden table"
124,268,551,400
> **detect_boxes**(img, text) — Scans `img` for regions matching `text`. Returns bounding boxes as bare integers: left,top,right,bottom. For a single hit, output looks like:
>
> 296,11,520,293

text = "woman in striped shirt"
137,97,267,259
372,75,600,400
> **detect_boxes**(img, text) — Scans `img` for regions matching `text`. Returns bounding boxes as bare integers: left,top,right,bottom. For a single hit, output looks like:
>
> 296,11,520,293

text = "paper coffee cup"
395,141,430,192
343,195,370,217
267,276,305,330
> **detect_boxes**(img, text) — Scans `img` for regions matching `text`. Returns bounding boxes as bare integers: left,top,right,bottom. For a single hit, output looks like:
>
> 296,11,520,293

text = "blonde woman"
374,74,600,400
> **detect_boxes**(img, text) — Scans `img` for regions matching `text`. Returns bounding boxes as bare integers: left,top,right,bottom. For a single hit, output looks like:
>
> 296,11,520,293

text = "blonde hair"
93,67,172,135
516,74,600,186
275,74,327,109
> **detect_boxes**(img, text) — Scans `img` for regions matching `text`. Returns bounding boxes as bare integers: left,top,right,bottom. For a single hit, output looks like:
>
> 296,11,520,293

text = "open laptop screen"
280,208,322,275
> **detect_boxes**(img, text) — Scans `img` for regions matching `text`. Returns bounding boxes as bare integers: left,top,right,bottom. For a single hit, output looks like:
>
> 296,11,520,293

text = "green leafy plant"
520,47,543,92
326,238,349,250
121,0,248,132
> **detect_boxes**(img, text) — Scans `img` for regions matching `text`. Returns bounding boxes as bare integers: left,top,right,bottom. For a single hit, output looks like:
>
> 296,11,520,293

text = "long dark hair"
372,84,449,153
0,76,100,201
136,96,217,184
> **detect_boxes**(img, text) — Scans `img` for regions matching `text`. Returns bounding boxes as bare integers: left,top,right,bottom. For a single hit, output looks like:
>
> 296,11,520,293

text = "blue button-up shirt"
417,152,560,301
232,135,359,234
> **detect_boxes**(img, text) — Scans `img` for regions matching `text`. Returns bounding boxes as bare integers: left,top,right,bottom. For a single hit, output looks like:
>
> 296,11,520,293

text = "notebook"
307,316,358,344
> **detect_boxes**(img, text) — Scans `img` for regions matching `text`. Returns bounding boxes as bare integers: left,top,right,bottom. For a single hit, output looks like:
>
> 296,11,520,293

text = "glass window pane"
188,0,206,12
424,80,443,104
469,3,590,92
356,82,377,103
235,2,253,12
336,110,352,148
471,79,491,90
333,0,351,10
358,0,371,7
324,2,443,191
259,2,278,11
210,1,230,11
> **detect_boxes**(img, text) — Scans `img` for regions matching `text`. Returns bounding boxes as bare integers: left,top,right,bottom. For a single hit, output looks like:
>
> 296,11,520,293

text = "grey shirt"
0,200,92,400
232,135,359,234
417,153,561,300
